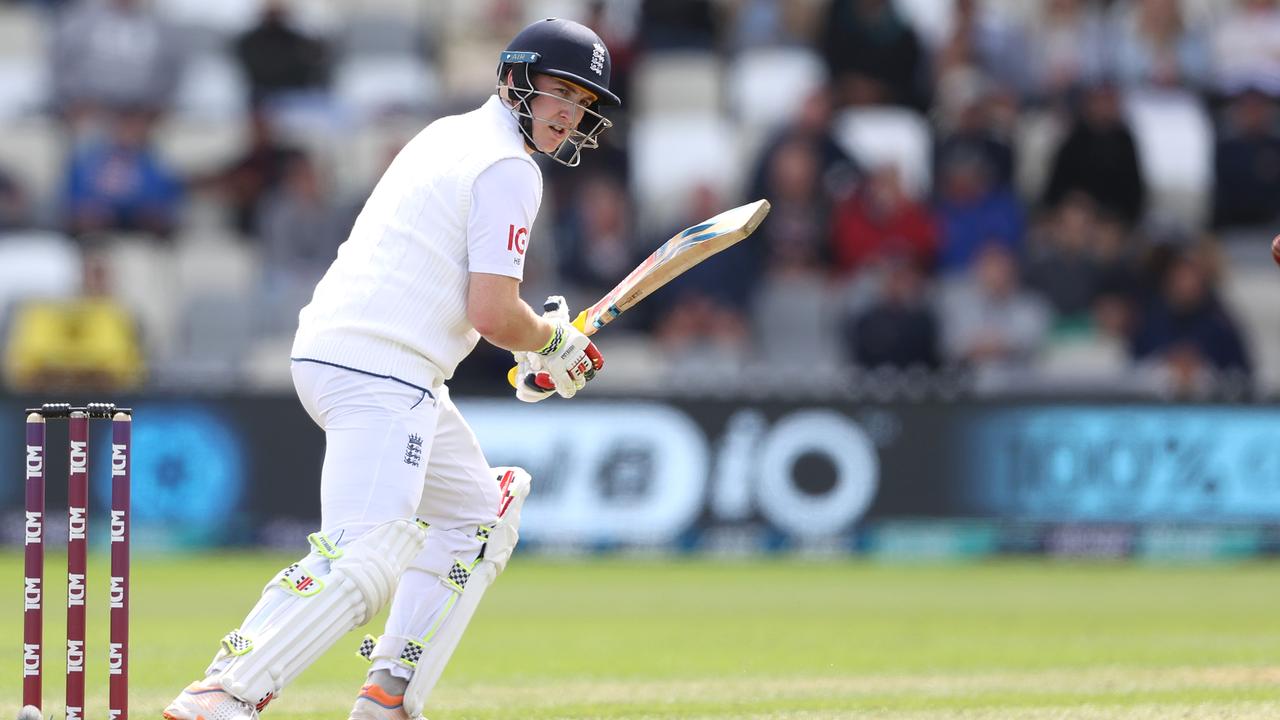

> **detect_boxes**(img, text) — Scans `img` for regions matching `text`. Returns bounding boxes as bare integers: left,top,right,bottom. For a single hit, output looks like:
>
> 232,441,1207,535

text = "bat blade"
576,198,771,335
507,198,771,389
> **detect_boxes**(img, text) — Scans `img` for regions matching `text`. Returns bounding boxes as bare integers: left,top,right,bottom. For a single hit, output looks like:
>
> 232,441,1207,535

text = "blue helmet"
498,18,621,107
497,18,620,166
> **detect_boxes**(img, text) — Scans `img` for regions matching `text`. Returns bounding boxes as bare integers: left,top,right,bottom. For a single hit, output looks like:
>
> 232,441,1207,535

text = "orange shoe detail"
357,682,405,710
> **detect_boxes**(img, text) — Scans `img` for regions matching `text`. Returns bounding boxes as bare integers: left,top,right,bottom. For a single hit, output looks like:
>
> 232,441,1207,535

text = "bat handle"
505,310,592,388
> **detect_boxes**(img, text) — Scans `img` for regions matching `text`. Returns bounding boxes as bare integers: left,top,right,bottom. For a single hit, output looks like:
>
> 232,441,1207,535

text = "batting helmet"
499,18,621,107
497,18,620,166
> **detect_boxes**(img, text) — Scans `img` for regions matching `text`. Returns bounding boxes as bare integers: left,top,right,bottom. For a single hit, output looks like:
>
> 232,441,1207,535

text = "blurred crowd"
0,0,1278,399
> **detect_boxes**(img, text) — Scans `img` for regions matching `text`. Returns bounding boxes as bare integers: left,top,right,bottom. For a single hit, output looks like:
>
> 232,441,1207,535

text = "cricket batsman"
162,17,618,720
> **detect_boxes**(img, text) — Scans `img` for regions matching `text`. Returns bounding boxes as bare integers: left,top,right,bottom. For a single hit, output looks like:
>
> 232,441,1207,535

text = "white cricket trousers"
291,360,500,679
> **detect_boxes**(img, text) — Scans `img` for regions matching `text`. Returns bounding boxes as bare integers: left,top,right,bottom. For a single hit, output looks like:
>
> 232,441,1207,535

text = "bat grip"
505,310,592,388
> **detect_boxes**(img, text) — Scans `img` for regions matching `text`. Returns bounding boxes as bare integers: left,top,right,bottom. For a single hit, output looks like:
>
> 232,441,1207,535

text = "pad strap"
444,560,474,593
362,634,426,669
221,629,253,657
357,557,471,669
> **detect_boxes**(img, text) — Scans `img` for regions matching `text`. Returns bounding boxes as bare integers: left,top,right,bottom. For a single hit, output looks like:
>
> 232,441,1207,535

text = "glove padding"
513,296,564,403
513,351,554,403
516,296,603,400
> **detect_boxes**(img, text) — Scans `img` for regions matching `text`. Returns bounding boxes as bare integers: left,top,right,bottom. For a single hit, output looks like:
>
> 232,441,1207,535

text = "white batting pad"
403,467,531,718
210,518,428,706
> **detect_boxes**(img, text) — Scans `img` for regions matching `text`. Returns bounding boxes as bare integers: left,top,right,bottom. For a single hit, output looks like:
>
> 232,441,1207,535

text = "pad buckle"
280,563,324,597
221,629,253,656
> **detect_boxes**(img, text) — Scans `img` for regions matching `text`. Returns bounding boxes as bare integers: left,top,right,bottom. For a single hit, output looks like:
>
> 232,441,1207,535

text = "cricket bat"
509,198,772,388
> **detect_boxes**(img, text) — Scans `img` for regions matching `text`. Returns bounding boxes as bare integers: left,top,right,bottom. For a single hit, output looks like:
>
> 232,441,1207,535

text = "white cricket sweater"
291,96,543,387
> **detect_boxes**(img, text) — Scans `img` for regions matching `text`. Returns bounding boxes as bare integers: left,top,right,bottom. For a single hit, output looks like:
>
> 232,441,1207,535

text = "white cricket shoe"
162,681,261,720
348,681,411,720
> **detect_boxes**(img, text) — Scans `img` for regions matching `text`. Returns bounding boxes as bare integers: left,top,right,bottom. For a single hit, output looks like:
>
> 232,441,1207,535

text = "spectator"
638,0,720,51
728,0,816,51
1083,214,1144,342
1024,0,1109,101
51,0,183,122
938,243,1051,371
63,108,183,238
754,135,832,274
651,185,750,360
747,87,861,207
1211,0,1280,96
234,0,330,107
0,165,31,231
1131,246,1251,380
845,257,940,369
539,133,629,226
1043,82,1146,226
194,109,301,236
1212,89,1280,230
820,0,929,110
747,135,844,375
256,152,347,332
830,164,937,276
1109,0,1212,91
1024,193,1105,321
258,153,345,285
935,149,1024,273
933,0,1032,97
934,72,1015,188
554,173,637,308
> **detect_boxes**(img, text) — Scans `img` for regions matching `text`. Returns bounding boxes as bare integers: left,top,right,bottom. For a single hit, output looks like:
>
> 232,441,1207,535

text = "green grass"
3,553,1279,718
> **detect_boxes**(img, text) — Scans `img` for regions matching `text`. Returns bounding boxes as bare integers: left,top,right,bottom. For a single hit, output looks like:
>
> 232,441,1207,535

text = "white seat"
339,14,425,58
175,52,248,121
0,58,49,120
1037,334,1130,382
98,235,180,365
175,233,260,297
334,56,440,119
893,0,955,48
333,0,425,23
0,6,44,60
1220,264,1280,395
752,273,844,372
153,0,265,34
727,46,826,132
0,119,67,204
1180,0,1235,25
629,113,744,232
1122,88,1212,227
832,106,932,197
243,333,296,390
1013,109,1065,201
520,0,595,25
439,37,509,102
156,0,338,40
331,118,421,198
983,0,1049,24
0,231,82,329
633,51,722,116
155,116,248,176
162,291,253,387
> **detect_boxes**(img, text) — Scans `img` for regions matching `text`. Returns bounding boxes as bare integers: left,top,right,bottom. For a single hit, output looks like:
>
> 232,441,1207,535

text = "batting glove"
517,296,603,400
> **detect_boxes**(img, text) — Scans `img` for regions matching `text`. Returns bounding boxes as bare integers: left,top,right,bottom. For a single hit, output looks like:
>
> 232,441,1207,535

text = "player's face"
527,74,597,154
